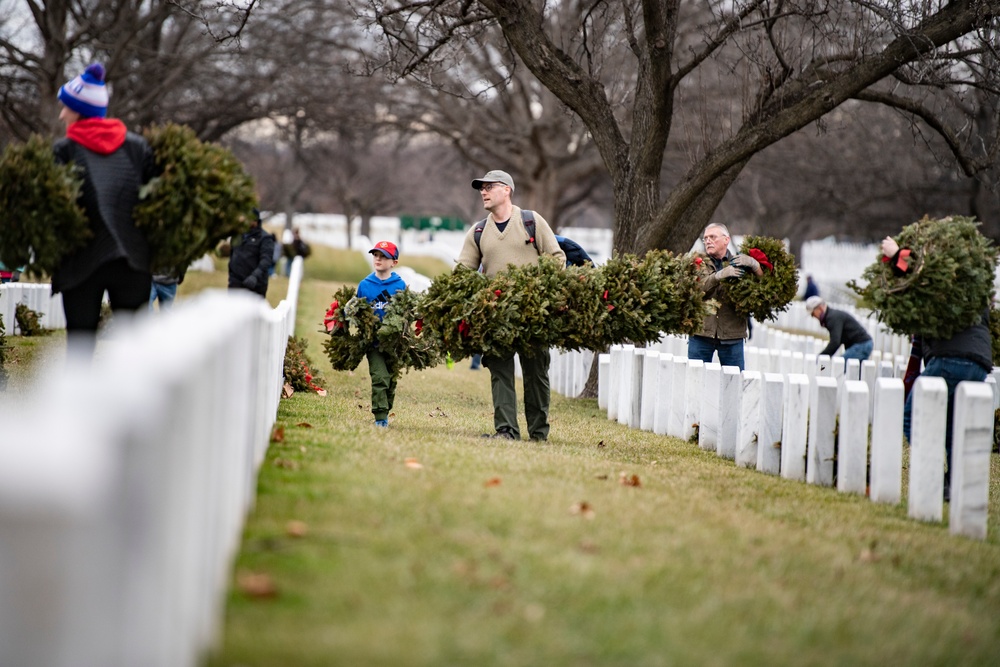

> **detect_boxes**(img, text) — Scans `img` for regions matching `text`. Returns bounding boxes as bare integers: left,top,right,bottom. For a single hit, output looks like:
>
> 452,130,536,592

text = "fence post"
949,382,993,540
908,376,948,522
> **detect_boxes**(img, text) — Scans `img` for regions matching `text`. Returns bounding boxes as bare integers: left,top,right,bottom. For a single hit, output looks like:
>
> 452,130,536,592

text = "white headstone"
908,376,948,522
684,360,705,442
652,354,674,436
837,381,870,495
736,371,761,469
626,349,645,427
699,363,722,451
806,376,838,487
598,354,611,410
757,373,784,475
608,345,623,420
780,374,810,482
617,345,636,426
949,382,993,540
639,351,661,431
668,357,688,438
870,377,903,504
717,366,741,460
817,354,833,377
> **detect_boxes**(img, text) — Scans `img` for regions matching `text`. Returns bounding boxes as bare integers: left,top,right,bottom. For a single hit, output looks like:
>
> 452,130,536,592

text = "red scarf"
66,118,127,154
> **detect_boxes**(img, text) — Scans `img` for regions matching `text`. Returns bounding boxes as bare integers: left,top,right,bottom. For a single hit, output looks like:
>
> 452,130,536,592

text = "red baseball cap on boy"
369,241,399,260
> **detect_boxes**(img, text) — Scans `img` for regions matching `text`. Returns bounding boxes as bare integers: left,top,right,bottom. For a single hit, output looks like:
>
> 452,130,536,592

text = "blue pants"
903,357,988,482
149,282,178,310
842,339,873,362
687,335,745,370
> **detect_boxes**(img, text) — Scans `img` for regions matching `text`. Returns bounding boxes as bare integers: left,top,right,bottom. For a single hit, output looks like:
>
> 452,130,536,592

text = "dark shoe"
482,428,516,440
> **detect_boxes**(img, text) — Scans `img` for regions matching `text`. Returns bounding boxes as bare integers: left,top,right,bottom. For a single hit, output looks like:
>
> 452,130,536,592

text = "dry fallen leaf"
619,472,641,487
404,458,423,469
595,474,609,481
316,389,327,397
270,425,285,443
273,458,298,470
484,477,502,487
286,520,309,538
570,501,596,519
236,571,278,598
597,440,605,448
281,383,294,398
296,422,313,428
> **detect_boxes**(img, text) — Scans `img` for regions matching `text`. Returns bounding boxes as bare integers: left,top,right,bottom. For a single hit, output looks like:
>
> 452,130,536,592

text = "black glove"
716,265,742,280
730,254,760,273
242,274,259,290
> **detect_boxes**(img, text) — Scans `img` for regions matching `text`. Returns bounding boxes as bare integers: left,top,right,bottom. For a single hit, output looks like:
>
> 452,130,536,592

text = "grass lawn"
205,270,1000,667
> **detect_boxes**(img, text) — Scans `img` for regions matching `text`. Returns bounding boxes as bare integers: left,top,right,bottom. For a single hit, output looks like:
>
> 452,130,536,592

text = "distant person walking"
228,208,275,297
806,296,873,362
803,274,819,300
53,63,156,358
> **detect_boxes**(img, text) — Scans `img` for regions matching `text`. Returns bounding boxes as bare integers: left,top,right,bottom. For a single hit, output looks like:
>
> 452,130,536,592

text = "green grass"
205,277,1000,667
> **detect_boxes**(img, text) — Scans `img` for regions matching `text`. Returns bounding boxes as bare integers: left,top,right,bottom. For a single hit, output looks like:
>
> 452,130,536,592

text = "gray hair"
703,223,730,238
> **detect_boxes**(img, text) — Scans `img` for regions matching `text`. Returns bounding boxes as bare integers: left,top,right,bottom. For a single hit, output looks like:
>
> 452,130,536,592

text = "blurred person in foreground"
687,223,763,371
881,236,991,502
228,208,274,298
53,63,156,358
457,170,565,441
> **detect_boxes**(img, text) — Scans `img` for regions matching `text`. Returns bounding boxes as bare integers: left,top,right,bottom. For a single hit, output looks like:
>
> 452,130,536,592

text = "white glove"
730,254,760,273
716,265,743,280
881,237,900,258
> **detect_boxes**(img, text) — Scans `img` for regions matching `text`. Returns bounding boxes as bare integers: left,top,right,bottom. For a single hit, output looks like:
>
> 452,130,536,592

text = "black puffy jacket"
228,226,275,296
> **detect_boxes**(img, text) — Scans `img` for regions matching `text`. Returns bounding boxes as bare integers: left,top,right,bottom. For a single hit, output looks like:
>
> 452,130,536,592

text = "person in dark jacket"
882,236,992,501
53,63,157,358
803,274,820,300
228,208,275,297
806,296,873,362
554,235,593,267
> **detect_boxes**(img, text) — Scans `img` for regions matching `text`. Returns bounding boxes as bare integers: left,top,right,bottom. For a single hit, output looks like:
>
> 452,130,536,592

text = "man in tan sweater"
457,170,566,441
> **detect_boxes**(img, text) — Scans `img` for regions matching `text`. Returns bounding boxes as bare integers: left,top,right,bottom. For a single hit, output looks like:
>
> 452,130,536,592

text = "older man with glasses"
457,169,566,442
687,223,763,370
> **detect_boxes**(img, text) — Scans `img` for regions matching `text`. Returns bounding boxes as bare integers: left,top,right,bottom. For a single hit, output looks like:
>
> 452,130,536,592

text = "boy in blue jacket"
357,241,407,427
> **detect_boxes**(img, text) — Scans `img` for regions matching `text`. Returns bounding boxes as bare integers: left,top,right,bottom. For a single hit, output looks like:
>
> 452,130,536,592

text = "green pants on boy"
367,349,397,421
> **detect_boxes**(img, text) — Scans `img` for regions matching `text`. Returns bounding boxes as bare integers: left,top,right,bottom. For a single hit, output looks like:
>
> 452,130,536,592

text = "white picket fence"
567,336,996,541
0,282,66,332
0,257,303,667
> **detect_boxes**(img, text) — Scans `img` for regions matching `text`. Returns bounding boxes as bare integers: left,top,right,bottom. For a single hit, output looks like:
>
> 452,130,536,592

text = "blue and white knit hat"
58,63,109,118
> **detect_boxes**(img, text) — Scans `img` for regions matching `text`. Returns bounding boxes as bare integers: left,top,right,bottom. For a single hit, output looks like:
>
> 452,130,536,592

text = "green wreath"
849,216,997,339
716,235,799,321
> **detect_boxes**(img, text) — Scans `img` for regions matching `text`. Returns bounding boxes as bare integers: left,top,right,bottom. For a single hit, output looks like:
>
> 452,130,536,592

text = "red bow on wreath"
748,248,773,272
323,300,341,332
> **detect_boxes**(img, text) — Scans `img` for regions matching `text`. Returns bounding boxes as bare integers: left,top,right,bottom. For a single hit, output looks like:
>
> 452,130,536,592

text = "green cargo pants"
366,349,397,421
482,346,551,441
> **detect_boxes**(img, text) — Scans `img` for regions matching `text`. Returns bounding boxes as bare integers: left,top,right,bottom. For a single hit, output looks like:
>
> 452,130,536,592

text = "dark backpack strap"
521,210,539,251
473,218,487,250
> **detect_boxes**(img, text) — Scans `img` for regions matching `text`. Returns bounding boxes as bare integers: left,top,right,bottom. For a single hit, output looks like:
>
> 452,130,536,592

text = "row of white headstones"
592,342,995,541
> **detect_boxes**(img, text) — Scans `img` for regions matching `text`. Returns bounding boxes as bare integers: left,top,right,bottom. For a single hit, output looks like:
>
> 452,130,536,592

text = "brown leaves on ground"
296,422,313,428
570,501,596,519
236,571,278,599
270,425,285,443
484,477,502,487
273,457,299,470
404,458,423,469
286,520,308,538
619,472,641,487
281,383,294,398
428,406,449,418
